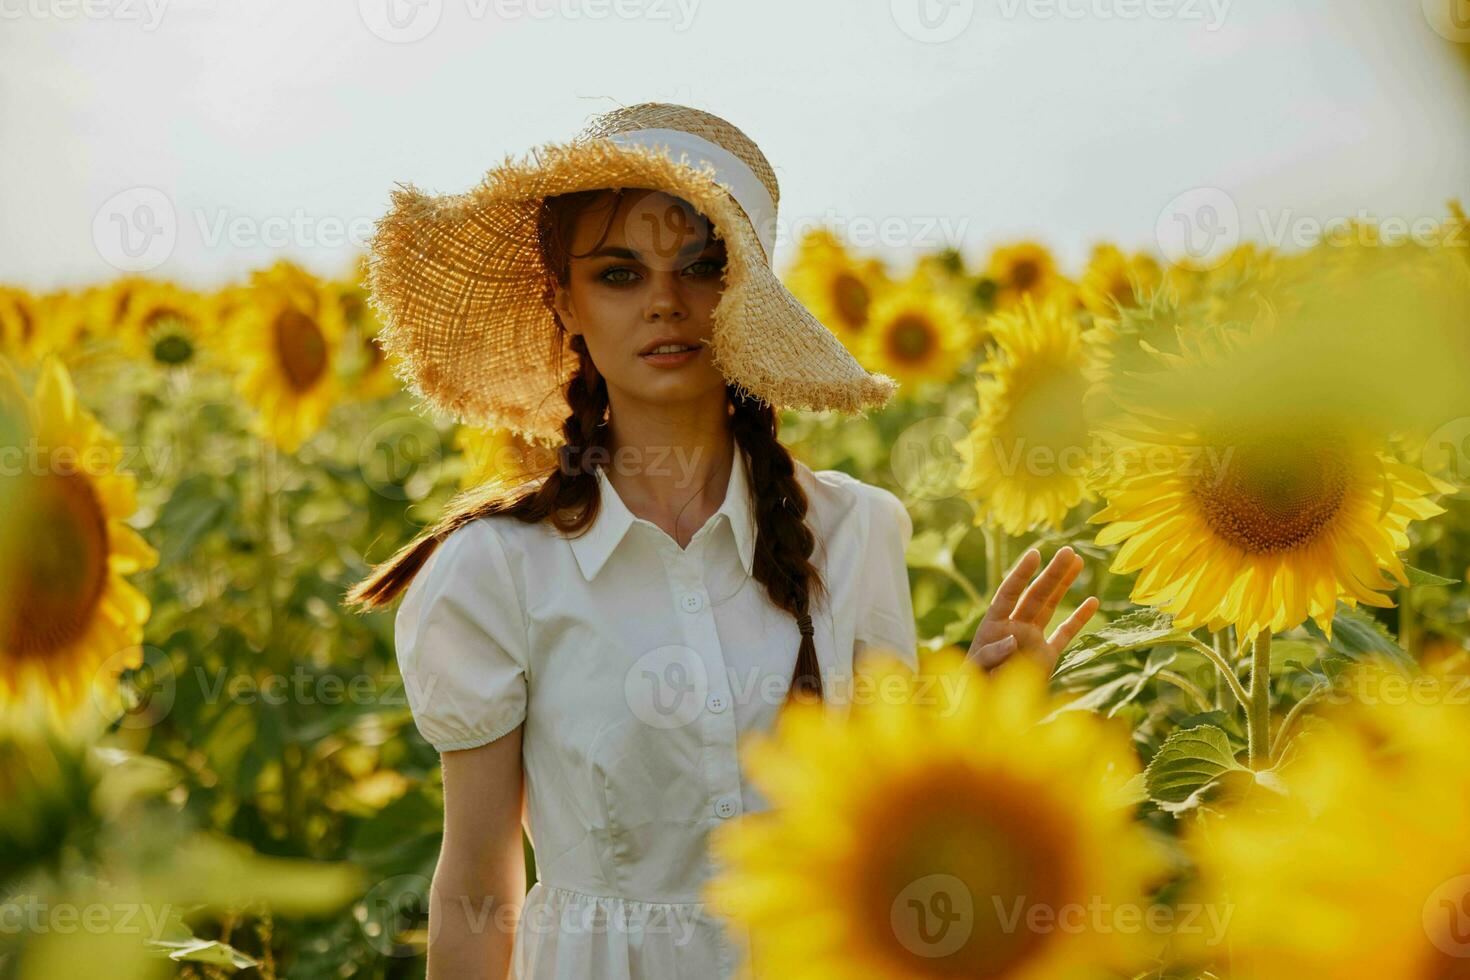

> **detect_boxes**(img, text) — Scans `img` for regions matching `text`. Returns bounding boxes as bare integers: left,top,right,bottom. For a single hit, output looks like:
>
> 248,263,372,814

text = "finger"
1034,554,1084,626
983,548,1041,623
1046,595,1100,650
969,635,1018,670
1012,546,1077,623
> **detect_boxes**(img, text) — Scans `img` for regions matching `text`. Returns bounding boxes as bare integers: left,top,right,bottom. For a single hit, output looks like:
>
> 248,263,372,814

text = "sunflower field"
2,200,1469,979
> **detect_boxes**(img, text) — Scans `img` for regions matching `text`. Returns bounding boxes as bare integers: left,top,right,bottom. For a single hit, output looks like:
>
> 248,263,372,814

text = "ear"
551,281,579,335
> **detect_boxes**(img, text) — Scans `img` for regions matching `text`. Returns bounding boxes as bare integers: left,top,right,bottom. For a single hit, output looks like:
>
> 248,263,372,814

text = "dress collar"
568,444,757,581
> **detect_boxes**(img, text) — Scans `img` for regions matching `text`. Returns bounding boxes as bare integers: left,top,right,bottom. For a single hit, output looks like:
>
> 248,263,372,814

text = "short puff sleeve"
394,519,529,752
853,485,919,670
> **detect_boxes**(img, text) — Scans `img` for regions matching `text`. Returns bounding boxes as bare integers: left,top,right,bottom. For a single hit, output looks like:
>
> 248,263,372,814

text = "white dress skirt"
394,446,919,978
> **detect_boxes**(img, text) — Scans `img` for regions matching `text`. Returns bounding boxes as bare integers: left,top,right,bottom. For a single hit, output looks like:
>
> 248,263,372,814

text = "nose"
643,273,688,322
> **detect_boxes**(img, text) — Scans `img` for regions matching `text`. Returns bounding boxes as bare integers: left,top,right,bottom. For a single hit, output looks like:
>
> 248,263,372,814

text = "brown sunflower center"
831,272,870,330
1,472,110,660
143,308,195,365
16,302,34,342
1192,441,1350,554
861,766,1076,977
886,314,938,364
1010,259,1040,291
272,308,328,392
1108,273,1132,304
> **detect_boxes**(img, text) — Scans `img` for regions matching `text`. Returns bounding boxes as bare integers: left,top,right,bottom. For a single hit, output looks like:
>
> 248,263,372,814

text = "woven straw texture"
365,103,899,446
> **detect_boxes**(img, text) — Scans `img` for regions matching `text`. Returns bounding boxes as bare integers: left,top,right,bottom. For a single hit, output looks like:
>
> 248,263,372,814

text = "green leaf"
1268,639,1322,674
1144,724,1247,813
1304,602,1414,670
1053,607,1192,674
905,523,970,573
1405,564,1460,588
155,473,230,564
148,938,259,969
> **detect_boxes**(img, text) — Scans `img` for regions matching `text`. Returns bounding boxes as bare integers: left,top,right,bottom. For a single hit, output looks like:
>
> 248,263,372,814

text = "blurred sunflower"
334,256,399,402
0,287,44,364
85,275,152,340
1078,244,1161,318
114,280,217,368
959,296,1097,534
705,650,1167,980
1088,319,1453,644
985,241,1071,310
1180,660,1470,979
0,356,158,730
224,261,345,453
856,276,975,389
453,425,557,492
783,227,891,343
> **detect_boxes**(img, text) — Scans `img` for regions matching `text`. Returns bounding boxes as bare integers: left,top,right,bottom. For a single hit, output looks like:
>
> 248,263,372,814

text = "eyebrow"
584,242,723,262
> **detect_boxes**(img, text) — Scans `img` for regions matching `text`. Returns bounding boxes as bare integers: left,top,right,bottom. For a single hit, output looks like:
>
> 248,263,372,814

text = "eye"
684,258,725,278
598,266,639,285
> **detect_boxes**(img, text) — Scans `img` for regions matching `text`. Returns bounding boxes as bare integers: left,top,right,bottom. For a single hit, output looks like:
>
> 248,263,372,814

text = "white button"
714,794,740,819
706,694,728,713
680,592,704,613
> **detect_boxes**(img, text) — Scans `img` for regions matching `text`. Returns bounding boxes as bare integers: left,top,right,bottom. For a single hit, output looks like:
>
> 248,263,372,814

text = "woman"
346,103,1098,979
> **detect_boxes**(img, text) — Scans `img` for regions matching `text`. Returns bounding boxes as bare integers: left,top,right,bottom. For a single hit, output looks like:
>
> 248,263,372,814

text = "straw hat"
365,102,899,447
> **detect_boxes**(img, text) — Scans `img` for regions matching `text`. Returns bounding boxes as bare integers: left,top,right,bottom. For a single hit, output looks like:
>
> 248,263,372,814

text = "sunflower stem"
1247,631,1273,769
983,522,1003,595
1270,683,1329,761
940,563,987,613
1182,637,1250,710
1156,669,1213,713
1212,632,1229,710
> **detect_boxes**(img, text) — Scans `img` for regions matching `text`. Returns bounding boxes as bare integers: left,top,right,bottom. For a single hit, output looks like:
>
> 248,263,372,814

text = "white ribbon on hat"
605,127,778,264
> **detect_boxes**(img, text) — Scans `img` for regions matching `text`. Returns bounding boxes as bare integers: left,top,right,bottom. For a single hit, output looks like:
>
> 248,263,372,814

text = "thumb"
972,634,1017,670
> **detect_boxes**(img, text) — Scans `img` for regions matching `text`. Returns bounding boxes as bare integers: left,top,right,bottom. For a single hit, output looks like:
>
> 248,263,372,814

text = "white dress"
394,446,918,978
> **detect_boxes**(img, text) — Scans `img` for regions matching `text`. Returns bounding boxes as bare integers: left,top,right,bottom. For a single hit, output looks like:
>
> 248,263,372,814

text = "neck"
602,389,735,545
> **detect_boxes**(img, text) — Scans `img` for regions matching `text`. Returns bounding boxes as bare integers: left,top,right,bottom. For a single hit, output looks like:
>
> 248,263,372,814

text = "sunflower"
1180,660,1470,979
985,241,1072,310
783,227,891,343
1087,316,1453,644
453,425,556,492
0,356,158,731
224,261,345,453
704,649,1167,980
335,256,400,402
857,276,976,389
959,296,1097,534
84,275,153,340
1078,244,1162,318
113,280,218,367
0,287,44,364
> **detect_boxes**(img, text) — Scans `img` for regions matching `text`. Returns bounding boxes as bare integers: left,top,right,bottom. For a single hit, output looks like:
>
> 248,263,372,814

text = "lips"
639,339,704,356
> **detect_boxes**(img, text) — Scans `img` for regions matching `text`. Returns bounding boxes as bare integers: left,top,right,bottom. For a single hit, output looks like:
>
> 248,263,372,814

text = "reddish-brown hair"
343,189,828,703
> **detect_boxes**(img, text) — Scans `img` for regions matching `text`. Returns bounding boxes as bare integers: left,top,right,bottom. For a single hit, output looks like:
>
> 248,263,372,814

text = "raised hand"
966,545,1100,673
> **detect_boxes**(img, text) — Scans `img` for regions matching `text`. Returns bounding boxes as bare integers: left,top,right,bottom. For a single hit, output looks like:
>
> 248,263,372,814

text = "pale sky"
3,0,1467,291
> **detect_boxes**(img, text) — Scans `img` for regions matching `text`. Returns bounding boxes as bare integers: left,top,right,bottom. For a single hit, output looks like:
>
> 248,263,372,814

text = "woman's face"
551,189,730,412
